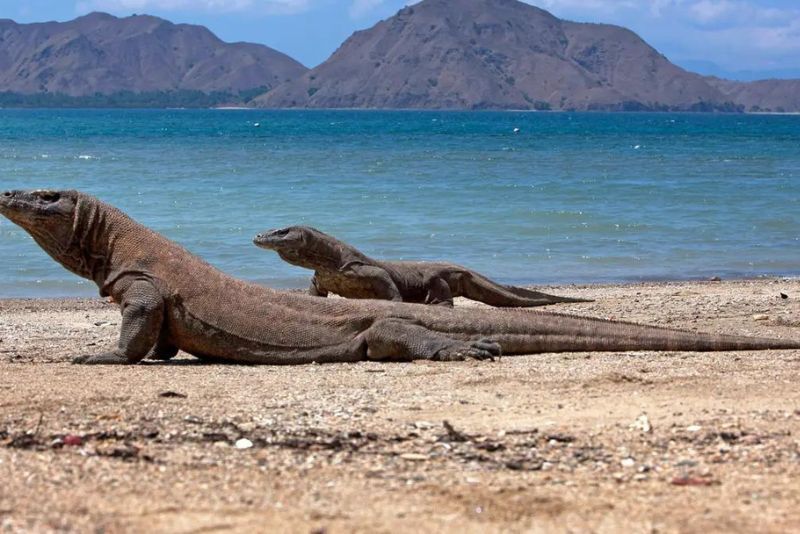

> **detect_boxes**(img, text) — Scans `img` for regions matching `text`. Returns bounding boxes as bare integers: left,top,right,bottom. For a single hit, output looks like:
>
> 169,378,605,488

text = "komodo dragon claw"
434,339,502,361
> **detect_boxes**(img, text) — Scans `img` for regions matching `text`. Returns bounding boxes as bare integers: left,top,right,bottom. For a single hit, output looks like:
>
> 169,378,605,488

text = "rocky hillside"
2,3,797,111
706,77,800,113
0,12,307,97
255,0,800,111
255,0,738,111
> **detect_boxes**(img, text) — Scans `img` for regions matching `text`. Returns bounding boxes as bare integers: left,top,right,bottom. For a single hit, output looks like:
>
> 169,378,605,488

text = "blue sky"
1,0,799,79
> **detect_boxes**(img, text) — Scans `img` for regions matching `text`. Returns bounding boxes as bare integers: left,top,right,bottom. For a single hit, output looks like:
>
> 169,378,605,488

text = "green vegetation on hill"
0,88,269,108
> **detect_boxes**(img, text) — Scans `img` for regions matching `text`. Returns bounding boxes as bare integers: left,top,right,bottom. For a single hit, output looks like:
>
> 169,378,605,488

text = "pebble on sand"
235,438,254,450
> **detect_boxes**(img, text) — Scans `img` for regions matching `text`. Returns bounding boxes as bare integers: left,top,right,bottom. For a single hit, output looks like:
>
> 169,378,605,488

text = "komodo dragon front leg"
321,264,403,301
73,279,165,365
308,275,329,297
422,276,455,307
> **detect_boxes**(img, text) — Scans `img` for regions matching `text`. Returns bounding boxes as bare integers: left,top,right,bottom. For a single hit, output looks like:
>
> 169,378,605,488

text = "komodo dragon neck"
281,231,373,272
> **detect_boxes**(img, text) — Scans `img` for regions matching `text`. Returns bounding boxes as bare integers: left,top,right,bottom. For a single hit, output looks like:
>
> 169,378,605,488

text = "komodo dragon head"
0,189,112,280
254,225,360,270
254,225,313,251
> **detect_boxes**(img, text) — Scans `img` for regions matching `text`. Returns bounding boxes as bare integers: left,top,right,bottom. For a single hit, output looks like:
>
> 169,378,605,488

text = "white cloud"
349,0,384,18
532,0,800,70
536,0,638,17
75,0,312,15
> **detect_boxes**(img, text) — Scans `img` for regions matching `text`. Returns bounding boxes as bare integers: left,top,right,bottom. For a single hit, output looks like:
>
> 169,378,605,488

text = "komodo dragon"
254,225,590,307
2,189,798,366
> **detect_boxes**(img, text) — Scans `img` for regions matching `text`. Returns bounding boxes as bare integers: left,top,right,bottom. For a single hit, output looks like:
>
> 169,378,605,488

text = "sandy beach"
1,278,799,532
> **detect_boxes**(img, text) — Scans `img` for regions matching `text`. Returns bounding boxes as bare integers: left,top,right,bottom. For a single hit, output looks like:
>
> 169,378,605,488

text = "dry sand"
1,278,799,533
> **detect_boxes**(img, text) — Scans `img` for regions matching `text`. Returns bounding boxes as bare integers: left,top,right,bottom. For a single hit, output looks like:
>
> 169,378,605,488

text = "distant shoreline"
1,106,799,114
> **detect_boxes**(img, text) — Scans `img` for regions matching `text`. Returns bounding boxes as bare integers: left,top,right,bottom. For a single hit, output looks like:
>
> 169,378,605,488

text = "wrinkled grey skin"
254,226,591,307
2,189,799,366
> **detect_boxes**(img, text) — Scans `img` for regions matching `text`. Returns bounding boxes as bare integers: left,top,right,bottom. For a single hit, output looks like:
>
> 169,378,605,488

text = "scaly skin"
254,226,591,307
2,189,799,366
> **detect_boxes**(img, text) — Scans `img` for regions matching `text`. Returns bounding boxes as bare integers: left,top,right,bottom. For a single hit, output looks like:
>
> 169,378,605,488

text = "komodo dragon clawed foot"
72,351,131,365
433,339,502,361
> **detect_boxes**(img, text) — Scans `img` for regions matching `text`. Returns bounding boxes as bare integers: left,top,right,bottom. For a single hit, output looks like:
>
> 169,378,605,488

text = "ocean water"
0,109,798,298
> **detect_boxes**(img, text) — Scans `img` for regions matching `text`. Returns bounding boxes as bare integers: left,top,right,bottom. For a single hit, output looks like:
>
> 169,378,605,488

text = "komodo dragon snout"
0,189,77,242
254,226,320,251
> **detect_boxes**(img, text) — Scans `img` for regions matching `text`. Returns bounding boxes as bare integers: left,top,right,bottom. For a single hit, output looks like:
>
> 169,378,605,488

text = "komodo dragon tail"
501,284,593,304
460,272,593,307
427,308,800,355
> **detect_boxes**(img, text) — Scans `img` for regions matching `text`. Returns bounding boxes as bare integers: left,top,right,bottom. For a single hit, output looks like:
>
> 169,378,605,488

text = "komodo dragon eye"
39,192,60,202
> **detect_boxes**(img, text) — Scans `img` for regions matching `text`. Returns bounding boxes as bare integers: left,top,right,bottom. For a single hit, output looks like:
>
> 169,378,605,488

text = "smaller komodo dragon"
2,189,799,366
254,225,590,307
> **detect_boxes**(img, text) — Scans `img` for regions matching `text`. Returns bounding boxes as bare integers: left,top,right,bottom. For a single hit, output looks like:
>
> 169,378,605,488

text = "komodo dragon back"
1,189,799,366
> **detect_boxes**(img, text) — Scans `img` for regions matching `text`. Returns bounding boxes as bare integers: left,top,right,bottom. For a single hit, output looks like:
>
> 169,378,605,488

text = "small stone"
159,391,187,399
400,453,428,461
63,435,83,446
629,413,652,433
671,476,718,487
235,439,254,450
686,425,702,433
752,314,769,321
621,458,636,468
709,276,722,282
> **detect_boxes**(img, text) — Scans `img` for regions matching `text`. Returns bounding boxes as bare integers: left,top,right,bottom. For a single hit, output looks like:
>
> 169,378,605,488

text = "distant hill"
1,4,797,111
706,77,800,113
0,12,307,105
255,0,797,112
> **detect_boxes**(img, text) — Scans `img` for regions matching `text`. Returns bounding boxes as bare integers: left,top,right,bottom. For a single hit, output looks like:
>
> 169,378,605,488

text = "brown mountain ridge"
0,12,306,98
0,1,797,111
255,0,798,112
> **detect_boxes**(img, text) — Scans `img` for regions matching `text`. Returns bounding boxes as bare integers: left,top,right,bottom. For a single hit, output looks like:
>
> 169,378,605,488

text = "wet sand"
1,278,799,532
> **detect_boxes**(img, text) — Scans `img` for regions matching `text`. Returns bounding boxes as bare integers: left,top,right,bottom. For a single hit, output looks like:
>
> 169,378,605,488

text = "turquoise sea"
0,109,798,298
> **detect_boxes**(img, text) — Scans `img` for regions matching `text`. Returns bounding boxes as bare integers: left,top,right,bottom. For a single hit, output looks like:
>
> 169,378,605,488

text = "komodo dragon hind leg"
363,319,501,361
146,336,178,361
73,279,165,365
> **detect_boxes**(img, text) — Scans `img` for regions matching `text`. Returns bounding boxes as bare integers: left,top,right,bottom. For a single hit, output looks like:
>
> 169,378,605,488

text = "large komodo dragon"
2,189,798,365
254,225,590,307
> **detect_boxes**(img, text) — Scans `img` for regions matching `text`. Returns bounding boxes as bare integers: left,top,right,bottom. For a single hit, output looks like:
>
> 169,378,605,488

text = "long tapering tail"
426,307,800,354
502,284,594,304
461,273,593,307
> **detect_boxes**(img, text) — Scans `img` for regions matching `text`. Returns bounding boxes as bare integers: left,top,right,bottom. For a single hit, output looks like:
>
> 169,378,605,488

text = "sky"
1,0,799,79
